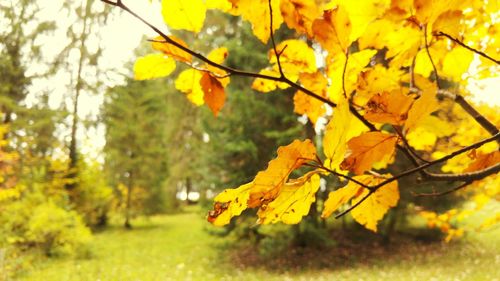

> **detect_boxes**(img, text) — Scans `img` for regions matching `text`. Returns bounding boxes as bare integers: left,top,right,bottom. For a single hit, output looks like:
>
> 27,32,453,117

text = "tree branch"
414,181,473,197
268,0,285,78
342,50,349,98
101,0,335,108
454,94,500,139
424,25,441,89
435,31,500,65
335,132,500,218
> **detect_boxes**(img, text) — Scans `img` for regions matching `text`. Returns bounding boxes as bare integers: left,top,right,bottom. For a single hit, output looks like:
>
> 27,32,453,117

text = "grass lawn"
18,205,500,281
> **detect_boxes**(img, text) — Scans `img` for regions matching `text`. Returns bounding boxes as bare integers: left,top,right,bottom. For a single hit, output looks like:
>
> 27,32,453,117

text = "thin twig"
305,163,373,190
268,0,285,77
335,190,374,218
435,31,500,65
336,132,499,217
393,126,430,164
100,0,335,108
424,25,441,89
414,181,473,197
342,50,349,98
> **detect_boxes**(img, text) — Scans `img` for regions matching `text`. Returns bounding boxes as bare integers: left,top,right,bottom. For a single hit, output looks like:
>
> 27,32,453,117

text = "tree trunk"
66,0,92,191
124,170,133,229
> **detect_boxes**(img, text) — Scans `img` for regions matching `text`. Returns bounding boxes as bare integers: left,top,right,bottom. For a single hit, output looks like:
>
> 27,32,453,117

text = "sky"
20,0,500,160
25,0,167,160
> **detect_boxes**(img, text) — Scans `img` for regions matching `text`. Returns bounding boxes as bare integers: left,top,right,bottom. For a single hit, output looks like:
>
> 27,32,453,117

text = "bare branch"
423,163,500,182
414,181,473,197
342,50,349,98
435,31,500,65
268,0,285,77
335,132,499,217
101,0,335,108
335,190,374,219
454,94,500,140
424,25,441,89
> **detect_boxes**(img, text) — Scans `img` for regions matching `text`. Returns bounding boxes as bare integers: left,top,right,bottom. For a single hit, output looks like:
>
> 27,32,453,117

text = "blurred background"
0,0,498,280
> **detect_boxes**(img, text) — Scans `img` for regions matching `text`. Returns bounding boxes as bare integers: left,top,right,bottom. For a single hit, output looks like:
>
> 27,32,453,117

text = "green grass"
18,206,500,281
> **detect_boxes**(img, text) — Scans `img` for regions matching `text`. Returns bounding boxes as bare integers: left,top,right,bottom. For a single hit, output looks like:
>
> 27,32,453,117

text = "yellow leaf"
248,139,317,208
464,151,500,173
351,176,399,232
206,0,232,11
280,0,322,36
293,71,328,124
269,40,317,75
175,69,204,106
229,0,283,43
341,132,398,175
323,95,351,170
405,75,439,132
364,91,414,125
161,0,206,33
200,72,226,116
321,178,363,218
206,47,230,86
207,182,253,226
441,46,473,81
252,68,297,93
413,0,459,25
312,7,352,54
338,0,391,43
327,49,377,102
432,10,463,39
257,172,321,224
151,35,192,63
407,115,454,150
133,53,176,80
355,65,403,106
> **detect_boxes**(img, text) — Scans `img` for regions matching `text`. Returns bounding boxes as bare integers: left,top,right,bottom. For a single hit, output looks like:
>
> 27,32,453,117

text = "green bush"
0,199,91,257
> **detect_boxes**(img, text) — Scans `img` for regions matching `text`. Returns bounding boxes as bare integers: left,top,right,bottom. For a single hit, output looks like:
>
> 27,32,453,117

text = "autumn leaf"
280,0,322,37
341,132,398,175
413,0,459,25
405,75,439,132
161,0,206,33
175,69,204,105
200,72,226,116
363,91,414,125
327,49,376,103
312,7,352,54
355,64,403,106
322,174,400,232
351,175,399,232
441,46,473,81
321,178,362,218
269,40,317,75
257,172,321,224
248,139,317,208
206,0,232,11
293,71,328,124
228,0,283,43
323,95,351,170
207,182,253,226
133,53,176,80
338,0,391,43
464,151,500,173
206,47,230,86
174,47,229,111
151,35,192,63
432,10,463,39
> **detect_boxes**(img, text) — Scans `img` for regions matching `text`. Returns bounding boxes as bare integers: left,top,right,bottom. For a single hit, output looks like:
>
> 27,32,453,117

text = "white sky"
25,0,167,160
20,0,500,161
